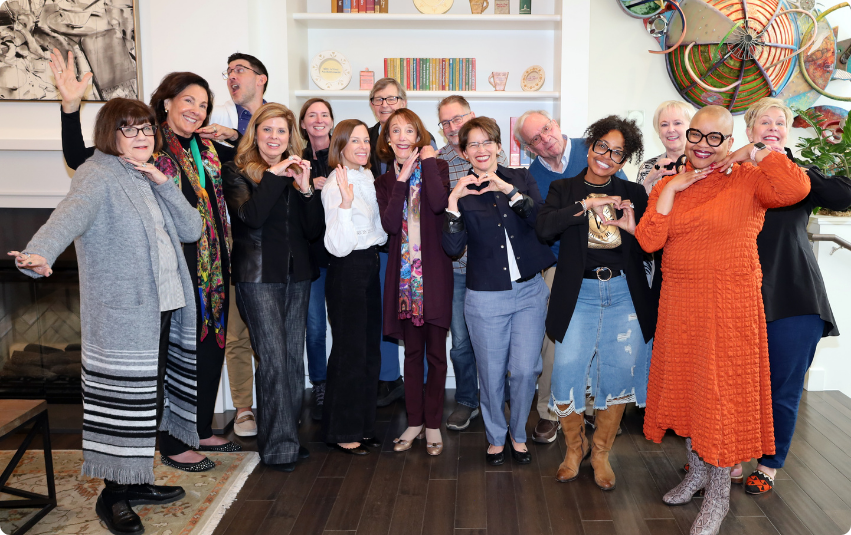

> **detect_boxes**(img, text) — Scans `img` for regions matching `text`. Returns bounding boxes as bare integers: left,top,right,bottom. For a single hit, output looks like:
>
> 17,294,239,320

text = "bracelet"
301,184,315,197
506,187,520,200
580,199,587,212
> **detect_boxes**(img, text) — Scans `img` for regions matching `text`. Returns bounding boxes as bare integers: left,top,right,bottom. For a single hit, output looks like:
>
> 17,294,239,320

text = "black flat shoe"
161,455,216,472
266,461,296,472
486,449,505,466
96,497,144,535
196,441,242,452
508,441,532,464
329,443,370,456
126,484,185,506
362,436,382,448
299,446,310,459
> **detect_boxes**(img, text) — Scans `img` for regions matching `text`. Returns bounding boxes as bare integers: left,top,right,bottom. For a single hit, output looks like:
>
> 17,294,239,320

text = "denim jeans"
306,266,328,383
235,280,310,465
464,274,548,445
551,274,652,416
450,271,478,408
378,250,402,381
759,314,824,469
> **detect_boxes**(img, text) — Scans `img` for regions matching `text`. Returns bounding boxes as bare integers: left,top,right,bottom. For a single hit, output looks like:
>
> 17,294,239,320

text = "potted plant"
793,106,851,216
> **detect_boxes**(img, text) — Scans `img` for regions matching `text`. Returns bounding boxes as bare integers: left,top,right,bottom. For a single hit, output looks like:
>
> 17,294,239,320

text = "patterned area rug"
0,450,259,535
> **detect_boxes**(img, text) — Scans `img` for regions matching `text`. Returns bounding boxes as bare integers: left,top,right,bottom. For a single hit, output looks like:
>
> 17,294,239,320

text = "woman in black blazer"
536,116,658,490
222,103,324,472
443,117,556,466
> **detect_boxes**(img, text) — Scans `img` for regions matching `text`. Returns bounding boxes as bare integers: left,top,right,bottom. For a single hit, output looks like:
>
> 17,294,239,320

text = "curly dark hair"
583,115,644,164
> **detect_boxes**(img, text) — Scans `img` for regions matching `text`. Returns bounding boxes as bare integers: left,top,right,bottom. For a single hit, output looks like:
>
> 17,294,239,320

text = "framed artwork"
0,0,140,101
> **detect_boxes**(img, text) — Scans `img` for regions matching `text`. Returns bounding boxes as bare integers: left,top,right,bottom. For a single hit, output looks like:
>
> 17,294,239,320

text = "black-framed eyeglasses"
591,139,627,164
117,125,157,138
685,128,731,147
528,120,555,147
222,65,263,79
438,113,471,130
370,96,401,105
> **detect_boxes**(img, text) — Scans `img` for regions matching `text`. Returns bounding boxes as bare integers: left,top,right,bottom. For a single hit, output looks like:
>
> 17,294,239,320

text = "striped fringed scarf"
80,309,198,485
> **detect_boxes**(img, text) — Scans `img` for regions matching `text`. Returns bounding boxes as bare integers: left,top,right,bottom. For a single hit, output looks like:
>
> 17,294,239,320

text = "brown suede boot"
556,410,590,482
590,404,626,490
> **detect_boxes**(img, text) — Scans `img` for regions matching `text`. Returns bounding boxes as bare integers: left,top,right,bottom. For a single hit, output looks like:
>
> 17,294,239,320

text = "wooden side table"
0,400,56,535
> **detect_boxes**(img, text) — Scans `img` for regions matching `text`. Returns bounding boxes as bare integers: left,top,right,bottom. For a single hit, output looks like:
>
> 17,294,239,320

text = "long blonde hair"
234,103,304,183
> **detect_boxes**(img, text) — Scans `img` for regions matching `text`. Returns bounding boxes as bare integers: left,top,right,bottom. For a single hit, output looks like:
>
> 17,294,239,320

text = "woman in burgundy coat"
375,109,453,456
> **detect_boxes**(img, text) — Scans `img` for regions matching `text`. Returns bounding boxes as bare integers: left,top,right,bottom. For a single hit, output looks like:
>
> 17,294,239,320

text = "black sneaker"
446,404,480,431
377,376,405,407
310,381,326,422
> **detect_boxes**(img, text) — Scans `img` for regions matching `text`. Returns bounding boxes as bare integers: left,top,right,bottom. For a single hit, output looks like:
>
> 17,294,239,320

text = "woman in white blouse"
320,119,388,455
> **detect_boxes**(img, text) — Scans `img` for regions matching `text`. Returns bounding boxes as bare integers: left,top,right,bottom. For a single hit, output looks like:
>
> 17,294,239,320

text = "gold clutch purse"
586,193,621,249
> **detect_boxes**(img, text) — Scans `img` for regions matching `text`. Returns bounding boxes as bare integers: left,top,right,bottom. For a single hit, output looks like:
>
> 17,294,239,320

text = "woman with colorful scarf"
375,109,452,456
53,60,242,470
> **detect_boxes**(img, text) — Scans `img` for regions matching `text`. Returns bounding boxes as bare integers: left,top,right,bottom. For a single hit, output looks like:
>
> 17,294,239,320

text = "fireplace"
0,208,82,403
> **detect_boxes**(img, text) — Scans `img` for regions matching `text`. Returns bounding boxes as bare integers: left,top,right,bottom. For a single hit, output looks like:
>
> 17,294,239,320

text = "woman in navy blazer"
443,117,555,466
375,109,453,456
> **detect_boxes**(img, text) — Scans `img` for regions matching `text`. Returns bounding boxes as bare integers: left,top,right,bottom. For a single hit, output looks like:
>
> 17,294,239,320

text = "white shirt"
537,135,571,174
322,166,388,257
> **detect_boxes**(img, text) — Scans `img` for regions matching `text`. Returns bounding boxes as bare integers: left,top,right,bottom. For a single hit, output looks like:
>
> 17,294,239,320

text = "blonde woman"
636,101,693,194
222,103,324,472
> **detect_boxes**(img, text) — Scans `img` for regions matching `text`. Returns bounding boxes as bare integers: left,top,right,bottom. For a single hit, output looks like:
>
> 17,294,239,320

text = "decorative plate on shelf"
520,65,545,91
413,0,453,14
310,51,352,90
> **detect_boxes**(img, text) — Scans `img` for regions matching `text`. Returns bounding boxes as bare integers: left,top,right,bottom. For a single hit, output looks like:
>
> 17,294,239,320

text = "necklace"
585,177,612,188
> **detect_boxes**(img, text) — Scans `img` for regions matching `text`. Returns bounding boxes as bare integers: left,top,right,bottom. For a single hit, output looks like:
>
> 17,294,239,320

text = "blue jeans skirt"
551,274,651,416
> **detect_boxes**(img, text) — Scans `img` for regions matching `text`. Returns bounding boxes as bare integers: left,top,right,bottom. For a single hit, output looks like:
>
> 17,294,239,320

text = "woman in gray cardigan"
9,99,202,535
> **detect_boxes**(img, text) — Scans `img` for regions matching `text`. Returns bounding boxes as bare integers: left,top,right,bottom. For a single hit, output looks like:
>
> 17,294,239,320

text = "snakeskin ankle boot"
663,438,709,505
690,465,731,535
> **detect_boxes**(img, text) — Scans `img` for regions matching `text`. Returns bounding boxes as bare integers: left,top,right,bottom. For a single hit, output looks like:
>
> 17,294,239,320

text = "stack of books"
384,58,477,91
333,0,388,12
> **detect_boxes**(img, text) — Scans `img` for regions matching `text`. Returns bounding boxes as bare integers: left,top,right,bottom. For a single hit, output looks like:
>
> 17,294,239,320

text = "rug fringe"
196,452,260,535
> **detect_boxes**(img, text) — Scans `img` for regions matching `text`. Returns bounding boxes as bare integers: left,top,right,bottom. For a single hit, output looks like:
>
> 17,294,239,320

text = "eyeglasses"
466,140,496,150
117,125,157,138
528,120,556,147
438,113,471,130
685,128,731,147
370,96,401,105
222,65,263,79
591,139,627,164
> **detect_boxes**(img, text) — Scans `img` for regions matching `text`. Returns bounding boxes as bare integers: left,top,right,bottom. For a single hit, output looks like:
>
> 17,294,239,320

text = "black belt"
515,272,539,283
583,267,623,281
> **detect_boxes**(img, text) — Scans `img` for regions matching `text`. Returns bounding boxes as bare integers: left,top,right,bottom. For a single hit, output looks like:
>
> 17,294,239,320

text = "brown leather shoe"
590,404,626,490
532,418,561,443
556,411,590,482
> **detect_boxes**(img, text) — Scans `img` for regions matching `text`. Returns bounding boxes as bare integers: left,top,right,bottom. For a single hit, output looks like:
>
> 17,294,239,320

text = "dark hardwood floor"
3,389,851,535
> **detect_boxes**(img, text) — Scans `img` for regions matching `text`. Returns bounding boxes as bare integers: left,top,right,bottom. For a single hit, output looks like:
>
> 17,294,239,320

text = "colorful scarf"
399,158,424,325
155,124,229,348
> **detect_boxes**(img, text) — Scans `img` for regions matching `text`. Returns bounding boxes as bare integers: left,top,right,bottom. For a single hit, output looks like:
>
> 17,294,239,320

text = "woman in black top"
223,103,323,472
298,97,334,421
50,51,241,470
536,116,657,491
740,98,851,494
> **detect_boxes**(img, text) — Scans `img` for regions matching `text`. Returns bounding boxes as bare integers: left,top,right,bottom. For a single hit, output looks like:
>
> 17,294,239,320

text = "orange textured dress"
635,152,810,467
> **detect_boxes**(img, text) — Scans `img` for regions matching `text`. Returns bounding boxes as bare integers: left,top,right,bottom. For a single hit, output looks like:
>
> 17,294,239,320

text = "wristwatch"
750,142,769,161
301,184,315,197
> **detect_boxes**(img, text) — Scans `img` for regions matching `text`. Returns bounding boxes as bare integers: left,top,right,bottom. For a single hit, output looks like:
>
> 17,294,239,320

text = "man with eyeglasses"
210,52,269,439
435,95,508,431
366,78,437,407
211,53,269,136
515,110,628,444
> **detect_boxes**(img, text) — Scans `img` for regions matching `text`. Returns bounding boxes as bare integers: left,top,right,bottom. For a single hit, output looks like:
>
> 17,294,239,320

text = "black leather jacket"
222,161,324,284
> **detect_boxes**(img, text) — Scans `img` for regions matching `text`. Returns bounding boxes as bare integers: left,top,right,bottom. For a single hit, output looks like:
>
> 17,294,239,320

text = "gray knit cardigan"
19,150,203,484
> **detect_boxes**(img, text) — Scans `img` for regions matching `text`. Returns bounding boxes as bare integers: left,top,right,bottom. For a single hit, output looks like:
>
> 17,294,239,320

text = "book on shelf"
343,0,351,13
358,0,366,13
519,0,531,14
520,143,532,166
509,117,521,167
383,58,477,91
380,0,388,12
366,0,374,12
333,0,338,13
494,0,509,13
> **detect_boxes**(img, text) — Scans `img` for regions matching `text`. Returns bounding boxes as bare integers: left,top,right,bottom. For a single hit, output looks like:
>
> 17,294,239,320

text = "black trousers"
158,295,228,456
322,247,382,443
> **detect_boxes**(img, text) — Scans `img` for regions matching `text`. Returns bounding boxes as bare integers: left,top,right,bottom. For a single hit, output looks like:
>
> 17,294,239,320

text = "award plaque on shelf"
311,51,353,90
360,69,375,90
520,65,545,91
414,0,453,14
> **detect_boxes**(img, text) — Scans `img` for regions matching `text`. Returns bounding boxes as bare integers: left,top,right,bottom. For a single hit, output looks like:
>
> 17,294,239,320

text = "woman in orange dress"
635,106,809,535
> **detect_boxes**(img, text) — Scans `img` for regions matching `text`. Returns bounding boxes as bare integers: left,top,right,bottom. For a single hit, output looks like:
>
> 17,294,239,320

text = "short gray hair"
652,101,693,135
514,110,552,144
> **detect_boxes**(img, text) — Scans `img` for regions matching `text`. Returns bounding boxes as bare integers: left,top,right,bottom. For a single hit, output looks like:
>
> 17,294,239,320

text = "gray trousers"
537,266,557,421
236,280,310,465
